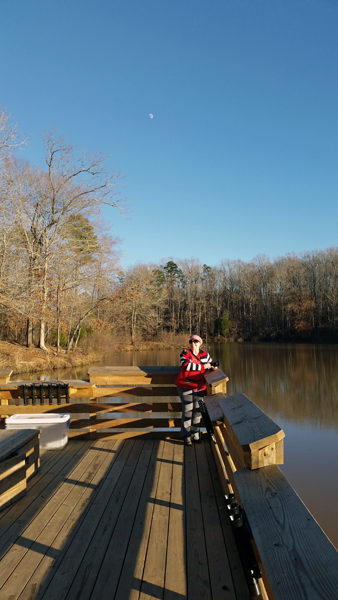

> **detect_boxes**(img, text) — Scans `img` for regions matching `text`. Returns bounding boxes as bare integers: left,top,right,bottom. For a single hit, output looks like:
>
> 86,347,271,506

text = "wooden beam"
204,395,224,422
204,369,229,395
96,411,181,419
0,430,39,462
0,429,40,510
0,370,12,384
218,392,285,469
0,383,94,401
94,385,177,402
0,404,93,415
234,465,338,600
88,366,180,386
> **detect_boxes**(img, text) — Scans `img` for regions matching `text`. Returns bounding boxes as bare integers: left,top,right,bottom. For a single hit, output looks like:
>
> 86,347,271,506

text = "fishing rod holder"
225,493,262,598
21,383,70,405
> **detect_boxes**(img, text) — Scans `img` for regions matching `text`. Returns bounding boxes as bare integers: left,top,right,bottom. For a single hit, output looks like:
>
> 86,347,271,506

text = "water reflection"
214,343,338,430
212,343,338,550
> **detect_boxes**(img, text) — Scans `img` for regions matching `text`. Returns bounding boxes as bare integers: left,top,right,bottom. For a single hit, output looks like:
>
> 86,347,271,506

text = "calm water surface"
16,343,338,549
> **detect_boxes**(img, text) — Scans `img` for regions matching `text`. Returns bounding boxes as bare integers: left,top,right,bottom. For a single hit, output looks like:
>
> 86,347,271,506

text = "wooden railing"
0,367,228,439
204,392,338,600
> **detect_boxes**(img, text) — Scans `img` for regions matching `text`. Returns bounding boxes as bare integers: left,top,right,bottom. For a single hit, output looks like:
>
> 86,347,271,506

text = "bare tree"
0,106,26,161
0,130,125,349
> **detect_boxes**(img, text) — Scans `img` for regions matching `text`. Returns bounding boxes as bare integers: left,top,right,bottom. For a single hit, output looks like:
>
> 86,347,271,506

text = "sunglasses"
189,340,199,344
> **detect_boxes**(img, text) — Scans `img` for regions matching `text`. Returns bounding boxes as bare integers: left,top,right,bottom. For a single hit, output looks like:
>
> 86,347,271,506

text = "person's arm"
180,349,205,372
199,351,213,370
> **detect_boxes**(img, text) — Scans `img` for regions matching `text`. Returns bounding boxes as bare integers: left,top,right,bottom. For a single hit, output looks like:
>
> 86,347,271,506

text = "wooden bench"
206,392,338,599
0,429,40,510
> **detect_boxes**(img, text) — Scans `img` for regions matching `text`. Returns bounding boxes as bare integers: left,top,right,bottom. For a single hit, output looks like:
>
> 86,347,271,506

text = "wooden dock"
2,366,338,599
0,437,249,600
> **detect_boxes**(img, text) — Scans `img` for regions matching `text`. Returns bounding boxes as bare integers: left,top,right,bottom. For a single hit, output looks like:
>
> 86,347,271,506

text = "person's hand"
205,363,212,370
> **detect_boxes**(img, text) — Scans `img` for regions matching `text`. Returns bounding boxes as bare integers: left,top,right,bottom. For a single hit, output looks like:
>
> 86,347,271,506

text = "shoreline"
0,339,185,377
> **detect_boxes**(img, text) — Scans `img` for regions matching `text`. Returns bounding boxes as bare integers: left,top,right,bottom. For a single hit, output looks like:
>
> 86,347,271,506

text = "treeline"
102,252,338,343
1,107,338,349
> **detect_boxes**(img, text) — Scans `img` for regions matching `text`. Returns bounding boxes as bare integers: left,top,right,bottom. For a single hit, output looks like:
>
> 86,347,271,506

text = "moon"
149,114,154,119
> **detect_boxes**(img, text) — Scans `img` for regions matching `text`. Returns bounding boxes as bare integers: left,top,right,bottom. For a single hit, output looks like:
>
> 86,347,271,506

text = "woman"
175,334,214,445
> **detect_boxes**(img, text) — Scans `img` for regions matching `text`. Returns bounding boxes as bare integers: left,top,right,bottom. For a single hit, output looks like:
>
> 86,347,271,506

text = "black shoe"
184,437,192,446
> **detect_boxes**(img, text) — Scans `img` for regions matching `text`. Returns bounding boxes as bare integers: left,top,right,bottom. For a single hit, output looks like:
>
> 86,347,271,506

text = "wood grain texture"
234,465,338,600
164,440,186,600
93,386,179,398
96,410,182,419
204,395,224,422
218,393,285,469
62,440,147,600
220,422,249,471
0,438,251,599
218,393,284,450
0,440,90,542
0,439,119,599
0,370,12,384
0,441,100,592
204,370,229,395
23,440,126,600
212,430,240,499
185,444,211,600
139,440,175,600
0,430,39,508
88,366,180,375
0,430,39,462
204,441,251,600
114,440,164,600
196,441,238,600
90,374,179,385
88,366,180,386
96,396,180,404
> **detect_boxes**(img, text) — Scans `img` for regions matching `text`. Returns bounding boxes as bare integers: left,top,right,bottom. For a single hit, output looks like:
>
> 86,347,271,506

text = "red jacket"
175,348,212,391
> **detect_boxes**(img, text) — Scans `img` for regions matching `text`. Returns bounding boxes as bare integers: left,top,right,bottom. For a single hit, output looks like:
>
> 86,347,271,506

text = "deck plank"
25,439,130,600
185,444,211,600
204,441,251,600
0,439,112,597
0,440,91,555
195,441,237,600
0,439,249,600
17,440,122,600
70,439,153,600
114,440,164,600
139,439,175,600
164,440,186,600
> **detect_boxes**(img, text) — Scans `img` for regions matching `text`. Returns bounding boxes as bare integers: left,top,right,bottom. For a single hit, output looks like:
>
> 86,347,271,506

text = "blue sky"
1,0,338,269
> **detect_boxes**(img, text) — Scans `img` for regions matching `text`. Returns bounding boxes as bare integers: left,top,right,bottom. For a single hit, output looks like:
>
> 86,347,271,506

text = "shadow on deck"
0,438,249,600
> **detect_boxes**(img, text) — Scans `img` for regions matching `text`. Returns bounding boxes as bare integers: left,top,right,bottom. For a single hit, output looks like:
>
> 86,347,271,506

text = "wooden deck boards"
0,439,249,600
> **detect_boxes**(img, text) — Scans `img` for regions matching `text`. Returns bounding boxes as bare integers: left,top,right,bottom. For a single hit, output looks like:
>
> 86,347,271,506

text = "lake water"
15,342,338,550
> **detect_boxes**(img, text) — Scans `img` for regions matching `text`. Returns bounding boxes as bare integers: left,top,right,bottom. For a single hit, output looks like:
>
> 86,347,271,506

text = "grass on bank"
0,332,192,376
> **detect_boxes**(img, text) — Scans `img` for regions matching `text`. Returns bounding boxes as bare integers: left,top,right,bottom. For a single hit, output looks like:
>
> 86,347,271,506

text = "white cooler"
5,414,71,450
